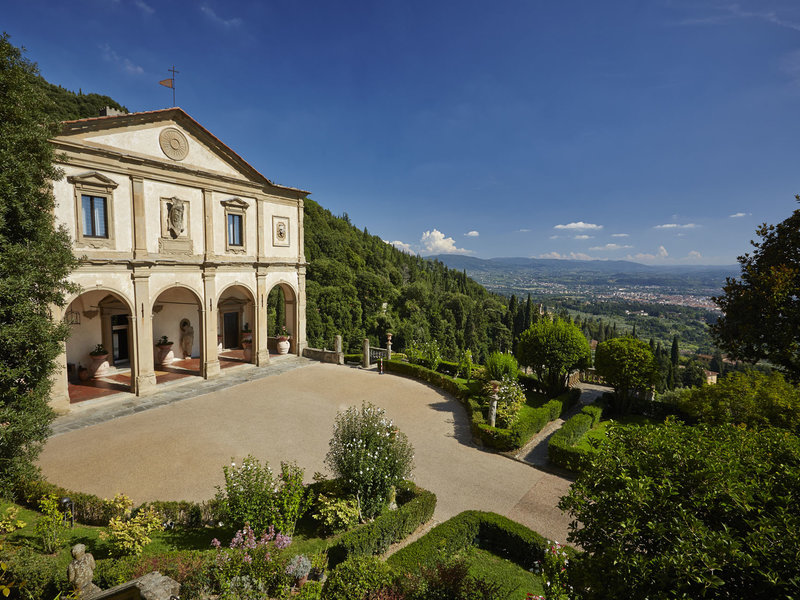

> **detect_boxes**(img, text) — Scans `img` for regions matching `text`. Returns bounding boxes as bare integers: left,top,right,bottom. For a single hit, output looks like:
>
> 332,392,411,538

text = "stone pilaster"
201,269,220,378
132,271,157,395
203,188,215,261
297,196,306,264
131,176,147,259
296,266,307,355
255,269,270,365
49,302,71,411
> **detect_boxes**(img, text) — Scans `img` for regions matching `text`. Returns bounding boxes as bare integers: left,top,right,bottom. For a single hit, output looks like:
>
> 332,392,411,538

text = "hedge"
548,404,603,472
326,481,436,568
386,359,582,451
388,510,572,573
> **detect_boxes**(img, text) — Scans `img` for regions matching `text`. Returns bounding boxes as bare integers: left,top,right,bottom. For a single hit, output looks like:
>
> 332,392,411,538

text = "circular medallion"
159,127,189,161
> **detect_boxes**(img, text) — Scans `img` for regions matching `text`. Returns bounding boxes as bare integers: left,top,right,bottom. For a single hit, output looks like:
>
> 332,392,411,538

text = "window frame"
221,197,249,255
69,171,118,249
81,194,109,238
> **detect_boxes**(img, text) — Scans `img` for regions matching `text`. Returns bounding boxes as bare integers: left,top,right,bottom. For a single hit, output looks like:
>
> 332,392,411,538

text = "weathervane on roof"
158,65,179,107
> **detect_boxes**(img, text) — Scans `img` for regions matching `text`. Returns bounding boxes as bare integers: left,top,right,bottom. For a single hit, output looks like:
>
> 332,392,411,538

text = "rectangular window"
81,194,108,238
227,213,243,247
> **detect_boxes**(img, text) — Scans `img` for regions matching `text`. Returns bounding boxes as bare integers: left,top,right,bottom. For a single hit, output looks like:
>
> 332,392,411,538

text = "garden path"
40,363,577,544
513,383,610,467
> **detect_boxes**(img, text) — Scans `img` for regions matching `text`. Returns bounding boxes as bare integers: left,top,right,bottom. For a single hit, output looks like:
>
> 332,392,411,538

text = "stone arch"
217,283,257,363
63,288,135,399
151,284,204,375
267,281,298,355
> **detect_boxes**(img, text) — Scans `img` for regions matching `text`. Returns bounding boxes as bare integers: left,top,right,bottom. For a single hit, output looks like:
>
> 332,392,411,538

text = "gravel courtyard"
39,362,575,543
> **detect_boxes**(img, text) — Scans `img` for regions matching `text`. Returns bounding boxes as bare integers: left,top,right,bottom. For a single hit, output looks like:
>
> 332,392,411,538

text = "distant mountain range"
429,255,739,295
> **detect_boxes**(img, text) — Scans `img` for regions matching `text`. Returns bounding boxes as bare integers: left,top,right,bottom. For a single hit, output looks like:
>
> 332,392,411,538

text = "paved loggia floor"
41,362,578,544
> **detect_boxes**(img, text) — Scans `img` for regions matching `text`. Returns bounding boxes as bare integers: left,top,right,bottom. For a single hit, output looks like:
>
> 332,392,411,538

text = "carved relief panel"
272,216,290,247
159,197,192,254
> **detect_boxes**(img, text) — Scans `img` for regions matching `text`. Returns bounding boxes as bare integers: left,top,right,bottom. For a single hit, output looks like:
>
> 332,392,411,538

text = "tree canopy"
516,317,590,395
594,337,657,413
0,34,79,494
712,198,800,380
560,421,800,599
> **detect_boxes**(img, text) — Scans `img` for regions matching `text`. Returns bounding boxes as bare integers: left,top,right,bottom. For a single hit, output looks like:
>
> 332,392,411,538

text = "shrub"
397,556,510,600
325,402,414,520
457,349,473,382
35,494,68,554
215,456,311,535
100,506,164,557
548,411,596,472
128,551,212,598
421,340,442,371
312,494,359,535
327,482,436,567
322,555,393,600
484,352,519,382
0,506,26,534
1,543,66,599
286,554,312,579
490,378,526,428
297,580,323,599
211,524,292,597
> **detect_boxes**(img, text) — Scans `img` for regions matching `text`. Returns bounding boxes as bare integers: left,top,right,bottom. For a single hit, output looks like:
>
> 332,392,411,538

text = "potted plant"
276,325,291,355
155,335,174,366
241,322,252,342
309,551,328,582
88,344,110,378
77,363,90,382
285,554,311,589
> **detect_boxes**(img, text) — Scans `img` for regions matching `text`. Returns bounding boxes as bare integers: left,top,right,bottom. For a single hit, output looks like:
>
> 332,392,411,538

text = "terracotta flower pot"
241,340,253,362
156,343,174,366
89,353,109,378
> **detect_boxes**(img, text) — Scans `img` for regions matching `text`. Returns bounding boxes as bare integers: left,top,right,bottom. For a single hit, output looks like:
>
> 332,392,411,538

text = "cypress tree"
671,335,680,366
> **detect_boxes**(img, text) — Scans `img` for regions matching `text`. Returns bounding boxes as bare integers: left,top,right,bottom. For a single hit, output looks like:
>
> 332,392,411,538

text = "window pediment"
220,197,249,211
67,171,119,191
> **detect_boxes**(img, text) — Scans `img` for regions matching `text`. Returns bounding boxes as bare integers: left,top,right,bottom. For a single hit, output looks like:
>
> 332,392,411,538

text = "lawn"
576,414,659,451
463,546,544,599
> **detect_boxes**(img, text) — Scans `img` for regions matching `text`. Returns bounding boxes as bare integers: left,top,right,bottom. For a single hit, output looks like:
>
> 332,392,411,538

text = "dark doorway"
111,314,129,363
223,312,239,349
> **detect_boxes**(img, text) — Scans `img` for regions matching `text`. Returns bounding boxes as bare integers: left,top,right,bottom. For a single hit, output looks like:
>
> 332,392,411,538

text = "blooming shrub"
100,506,163,556
211,524,292,598
531,541,570,600
487,378,526,428
215,456,311,535
457,349,473,382
325,402,414,519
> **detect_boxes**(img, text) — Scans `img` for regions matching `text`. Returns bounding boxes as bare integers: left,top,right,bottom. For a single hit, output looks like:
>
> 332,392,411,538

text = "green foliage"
559,421,800,599
594,337,657,414
325,402,415,520
676,370,800,432
0,506,26,534
215,456,311,536
483,352,519,382
712,198,800,380
100,506,163,557
388,510,563,574
457,349,474,382
34,495,67,554
394,555,511,600
0,33,80,497
304,199,510,359
311,494,359,535
516,317,591,395
548,405,604,472
1,543,66,599
327,482,436,567
490,378,526,428
297,580,323,599
323,555,393,600
534,541,570,600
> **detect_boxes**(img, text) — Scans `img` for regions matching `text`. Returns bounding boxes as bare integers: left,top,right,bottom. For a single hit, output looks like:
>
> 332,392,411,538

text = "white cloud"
464,230,479,237
628,245,669,261
99,44,144,75
200,3,242,28
611,233,629,238
554,221,603,231
134,0,154,15
589,243,633,251
384,239,413,253
517,228,531,233
549,235,560,240
729,212,748,218
420,229,471,255
574,234,593,240
679,5,800,33
538,251,600,261
687,250,702,259
654,223,699,229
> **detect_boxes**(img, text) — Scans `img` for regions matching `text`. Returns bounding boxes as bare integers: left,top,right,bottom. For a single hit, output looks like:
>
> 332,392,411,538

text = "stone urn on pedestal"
88,344,110,378
276,325,291,355
155,336,174,366
241,336,253,362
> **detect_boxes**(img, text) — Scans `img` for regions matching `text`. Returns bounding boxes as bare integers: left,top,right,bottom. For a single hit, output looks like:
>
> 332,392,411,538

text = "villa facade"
49,108,308,409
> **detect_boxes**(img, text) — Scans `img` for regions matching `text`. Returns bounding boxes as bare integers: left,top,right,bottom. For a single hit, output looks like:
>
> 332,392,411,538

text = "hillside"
303,201,509,358
31,74,128,121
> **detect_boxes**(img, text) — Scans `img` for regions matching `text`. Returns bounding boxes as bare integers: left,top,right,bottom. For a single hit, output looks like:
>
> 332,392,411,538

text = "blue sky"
5,0,800,265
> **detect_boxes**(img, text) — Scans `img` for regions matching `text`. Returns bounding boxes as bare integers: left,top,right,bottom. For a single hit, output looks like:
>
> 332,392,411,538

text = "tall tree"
0,34,79,495
516,317,591,395
712,198,800,380
595,337,658,414
671,335,680,366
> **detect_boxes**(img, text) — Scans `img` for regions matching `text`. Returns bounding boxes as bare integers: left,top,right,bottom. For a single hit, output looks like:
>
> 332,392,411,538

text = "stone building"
49,108,308,410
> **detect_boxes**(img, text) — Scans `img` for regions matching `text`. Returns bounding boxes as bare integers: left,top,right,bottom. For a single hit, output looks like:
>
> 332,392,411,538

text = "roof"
59,108,309,195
